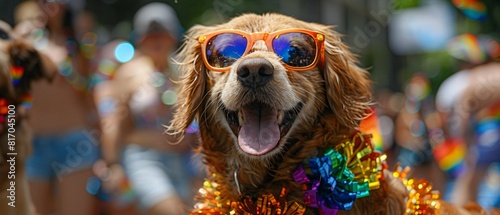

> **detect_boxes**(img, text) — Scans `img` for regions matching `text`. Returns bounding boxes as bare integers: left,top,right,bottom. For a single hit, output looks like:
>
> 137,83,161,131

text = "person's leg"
28,180,54,215
54,130,101,215
122,144,187,215
26,136,55,214
450,156,488,206
56,168,98,215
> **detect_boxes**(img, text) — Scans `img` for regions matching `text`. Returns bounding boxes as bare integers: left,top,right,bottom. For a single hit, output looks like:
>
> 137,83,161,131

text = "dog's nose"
237,58,274,88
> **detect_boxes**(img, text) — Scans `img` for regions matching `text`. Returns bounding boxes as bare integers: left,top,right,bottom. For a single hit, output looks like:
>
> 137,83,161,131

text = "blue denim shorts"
26,130,101,181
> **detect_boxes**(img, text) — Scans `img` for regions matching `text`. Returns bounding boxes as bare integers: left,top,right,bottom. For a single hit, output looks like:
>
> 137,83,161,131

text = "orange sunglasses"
197,28,325,72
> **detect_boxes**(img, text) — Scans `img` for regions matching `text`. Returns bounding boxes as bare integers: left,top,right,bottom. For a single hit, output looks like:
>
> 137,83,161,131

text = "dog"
0,20,55,215
168,14,487,214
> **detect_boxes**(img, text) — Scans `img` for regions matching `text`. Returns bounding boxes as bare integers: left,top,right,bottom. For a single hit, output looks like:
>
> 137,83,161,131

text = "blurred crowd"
372,33,500,210
0,0,499,215
2,1,203,215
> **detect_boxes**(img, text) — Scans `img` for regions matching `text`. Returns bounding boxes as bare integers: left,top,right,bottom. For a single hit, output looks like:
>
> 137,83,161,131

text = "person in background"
92,39,140,215
15,0,100,214
394,73,448,193
98,2,200,215
437,33,500,209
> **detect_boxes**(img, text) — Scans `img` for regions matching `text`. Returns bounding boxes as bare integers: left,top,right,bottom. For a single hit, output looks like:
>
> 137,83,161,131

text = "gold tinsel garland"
190,175,306,215
190,132,443,215
392,165,441,215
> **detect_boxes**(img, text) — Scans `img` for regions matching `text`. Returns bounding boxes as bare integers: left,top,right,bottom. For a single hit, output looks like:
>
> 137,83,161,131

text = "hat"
133,2,181,42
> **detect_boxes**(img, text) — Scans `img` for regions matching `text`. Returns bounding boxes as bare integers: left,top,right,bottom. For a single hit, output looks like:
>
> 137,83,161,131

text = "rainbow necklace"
58,37,89,92
34,30,88,92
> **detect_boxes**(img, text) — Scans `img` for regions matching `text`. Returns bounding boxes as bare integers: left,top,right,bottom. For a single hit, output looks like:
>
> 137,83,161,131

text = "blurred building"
1,0,499,95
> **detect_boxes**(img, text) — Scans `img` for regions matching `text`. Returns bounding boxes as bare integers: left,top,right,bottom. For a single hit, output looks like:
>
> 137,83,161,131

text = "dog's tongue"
238,104,280,156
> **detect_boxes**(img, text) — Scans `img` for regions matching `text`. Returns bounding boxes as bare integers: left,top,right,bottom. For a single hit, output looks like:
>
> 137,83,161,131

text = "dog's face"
205,27,325,157
0,20,54,98
170,14,371,161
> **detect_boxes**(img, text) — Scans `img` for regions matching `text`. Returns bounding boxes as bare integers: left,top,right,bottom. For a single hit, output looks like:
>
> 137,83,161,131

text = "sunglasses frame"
198,28,325,72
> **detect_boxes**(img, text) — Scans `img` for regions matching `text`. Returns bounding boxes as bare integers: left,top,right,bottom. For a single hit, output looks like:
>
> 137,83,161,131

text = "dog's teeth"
238,110,244,126
277,111,283,124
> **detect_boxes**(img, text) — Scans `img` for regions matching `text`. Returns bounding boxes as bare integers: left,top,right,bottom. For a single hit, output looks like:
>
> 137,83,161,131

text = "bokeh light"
409,119,426,137
114,42,135,63
97,59,118,76
161,90,177,105
81,32,98,59
58,60,73,76
150,72,166,88
86,176,101,195
97,96,117,117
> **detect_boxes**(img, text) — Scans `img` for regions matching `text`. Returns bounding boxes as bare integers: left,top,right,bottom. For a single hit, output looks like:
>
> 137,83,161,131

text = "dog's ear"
312,24,372,128
168,25,212,137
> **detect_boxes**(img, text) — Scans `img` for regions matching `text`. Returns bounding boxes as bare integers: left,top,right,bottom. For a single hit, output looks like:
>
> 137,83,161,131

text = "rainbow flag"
448,33,486,64
452,0,487,21
360,108,384,152
433,138,466,177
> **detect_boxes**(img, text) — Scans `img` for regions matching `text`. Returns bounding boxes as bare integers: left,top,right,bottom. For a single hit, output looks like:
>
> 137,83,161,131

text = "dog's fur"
0,20,55,215
169,14,487,214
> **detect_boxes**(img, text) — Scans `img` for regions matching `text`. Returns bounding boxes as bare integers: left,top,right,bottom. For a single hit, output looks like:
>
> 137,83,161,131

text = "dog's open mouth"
224,102,303,156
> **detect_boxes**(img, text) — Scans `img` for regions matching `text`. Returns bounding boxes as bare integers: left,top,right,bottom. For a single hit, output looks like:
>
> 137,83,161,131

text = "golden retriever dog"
0,20,55,215
168,14,486,214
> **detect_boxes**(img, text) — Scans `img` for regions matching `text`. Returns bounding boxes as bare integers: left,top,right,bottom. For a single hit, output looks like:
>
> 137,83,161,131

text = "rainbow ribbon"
293,132,386,214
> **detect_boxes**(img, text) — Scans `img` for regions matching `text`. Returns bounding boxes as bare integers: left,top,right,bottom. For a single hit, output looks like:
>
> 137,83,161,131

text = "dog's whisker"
294,87,327,107
199,88,218,122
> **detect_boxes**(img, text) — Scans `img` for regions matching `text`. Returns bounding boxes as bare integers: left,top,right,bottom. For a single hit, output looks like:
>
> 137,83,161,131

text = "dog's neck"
194,115,446,215
194,112,396,215
198,112,352,200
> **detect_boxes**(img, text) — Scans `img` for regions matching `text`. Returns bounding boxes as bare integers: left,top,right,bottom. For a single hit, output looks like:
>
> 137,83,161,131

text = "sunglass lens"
206,33,247,68
272,33,316,67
